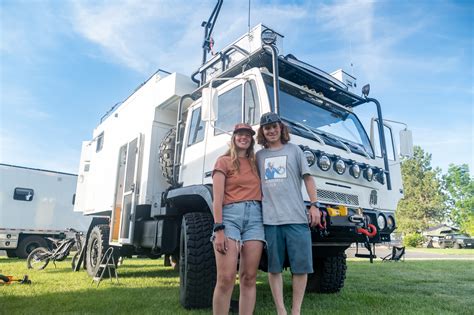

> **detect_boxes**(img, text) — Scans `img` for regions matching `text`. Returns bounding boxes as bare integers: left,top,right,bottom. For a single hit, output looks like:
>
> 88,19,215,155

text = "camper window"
96,132,104,152
13,187,34,201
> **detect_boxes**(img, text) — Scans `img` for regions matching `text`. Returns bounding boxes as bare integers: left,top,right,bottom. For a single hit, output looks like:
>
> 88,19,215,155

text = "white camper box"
0,163,91,258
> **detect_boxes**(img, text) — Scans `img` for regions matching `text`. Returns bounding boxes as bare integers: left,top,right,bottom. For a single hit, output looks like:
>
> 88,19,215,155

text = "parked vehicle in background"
0,164,91,258
438,234,474,249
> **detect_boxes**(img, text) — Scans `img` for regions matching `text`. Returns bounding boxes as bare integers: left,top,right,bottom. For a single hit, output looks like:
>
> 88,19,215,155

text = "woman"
212,123,265,315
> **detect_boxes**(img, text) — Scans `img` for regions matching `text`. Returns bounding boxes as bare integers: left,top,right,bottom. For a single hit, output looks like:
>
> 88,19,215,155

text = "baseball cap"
260,112,281,126
233,123,256,135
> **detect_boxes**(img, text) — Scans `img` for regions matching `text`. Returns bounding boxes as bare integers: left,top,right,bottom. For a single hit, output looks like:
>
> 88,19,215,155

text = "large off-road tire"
439,242,446,249
453,243,462,249
86,225,117,277
306,253,347,293
179,212,216,309
27,247,50,270
159,127,177,185
16,235,48,259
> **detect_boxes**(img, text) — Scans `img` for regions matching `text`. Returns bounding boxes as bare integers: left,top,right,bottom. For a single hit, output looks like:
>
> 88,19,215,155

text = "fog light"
304,150,315,166
377,170,385,184
318,155,331,171
387,215,395,229
351,164,361,178
377,214,387,230
366,167,374,181
335,159,346,175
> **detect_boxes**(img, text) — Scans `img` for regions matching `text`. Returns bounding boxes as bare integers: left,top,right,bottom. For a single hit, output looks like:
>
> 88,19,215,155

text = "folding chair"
381,246,405,262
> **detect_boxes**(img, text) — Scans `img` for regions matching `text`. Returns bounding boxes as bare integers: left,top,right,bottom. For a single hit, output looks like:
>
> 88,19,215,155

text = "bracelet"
213,223,226,232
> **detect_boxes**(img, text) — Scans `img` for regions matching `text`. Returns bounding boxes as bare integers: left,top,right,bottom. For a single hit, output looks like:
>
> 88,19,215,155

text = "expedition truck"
74,18,413,309
0,163,91,258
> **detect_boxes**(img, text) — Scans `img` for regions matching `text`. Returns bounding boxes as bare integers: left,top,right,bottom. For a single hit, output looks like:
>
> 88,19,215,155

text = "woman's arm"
212,171,227,254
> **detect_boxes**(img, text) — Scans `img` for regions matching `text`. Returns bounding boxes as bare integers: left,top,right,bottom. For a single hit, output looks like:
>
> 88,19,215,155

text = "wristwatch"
310,201,322,208
213,223,226,232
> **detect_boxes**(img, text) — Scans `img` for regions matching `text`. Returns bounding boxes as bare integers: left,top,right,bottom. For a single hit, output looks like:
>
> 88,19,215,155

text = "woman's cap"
233,123,256,135
260,112,281,126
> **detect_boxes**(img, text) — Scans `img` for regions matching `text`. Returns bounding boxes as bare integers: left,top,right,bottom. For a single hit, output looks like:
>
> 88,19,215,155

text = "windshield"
264,74,374,157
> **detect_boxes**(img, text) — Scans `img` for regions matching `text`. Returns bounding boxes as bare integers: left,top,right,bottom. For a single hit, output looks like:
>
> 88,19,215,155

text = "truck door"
202,80,261,183
111,135,142,245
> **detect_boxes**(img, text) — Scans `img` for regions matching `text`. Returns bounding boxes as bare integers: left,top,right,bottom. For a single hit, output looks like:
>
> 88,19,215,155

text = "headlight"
387,215,395,229
261,29,277,45
365,167,374,181
318,155,331,171
335,159,346,175
304,150,315,166
351,164,361,178
377,214,387,230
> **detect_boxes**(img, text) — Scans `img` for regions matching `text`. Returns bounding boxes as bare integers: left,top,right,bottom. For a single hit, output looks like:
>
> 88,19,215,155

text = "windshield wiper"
282,118,325,145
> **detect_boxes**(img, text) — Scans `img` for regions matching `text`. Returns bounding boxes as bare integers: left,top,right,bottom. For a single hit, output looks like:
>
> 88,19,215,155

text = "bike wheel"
27,247,50,270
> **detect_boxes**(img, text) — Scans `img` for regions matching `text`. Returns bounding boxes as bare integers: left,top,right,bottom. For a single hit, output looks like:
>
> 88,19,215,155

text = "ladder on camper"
92,247,118,287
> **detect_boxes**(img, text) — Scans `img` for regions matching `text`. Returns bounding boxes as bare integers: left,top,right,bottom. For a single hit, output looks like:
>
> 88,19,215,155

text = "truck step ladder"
92,247,118,286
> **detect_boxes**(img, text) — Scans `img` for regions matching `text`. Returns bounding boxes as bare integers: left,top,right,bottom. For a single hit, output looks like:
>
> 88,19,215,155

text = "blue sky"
1,0,472,175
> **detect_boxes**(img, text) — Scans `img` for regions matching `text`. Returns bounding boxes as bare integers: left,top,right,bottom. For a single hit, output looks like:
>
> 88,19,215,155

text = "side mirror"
399,129,413,158
201,87,218,122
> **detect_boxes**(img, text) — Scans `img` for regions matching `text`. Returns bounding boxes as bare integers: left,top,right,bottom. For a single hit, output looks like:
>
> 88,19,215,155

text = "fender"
165,184,214,214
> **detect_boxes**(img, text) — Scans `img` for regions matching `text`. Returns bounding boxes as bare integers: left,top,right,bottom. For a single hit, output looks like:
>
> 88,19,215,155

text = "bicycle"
26,228,84,270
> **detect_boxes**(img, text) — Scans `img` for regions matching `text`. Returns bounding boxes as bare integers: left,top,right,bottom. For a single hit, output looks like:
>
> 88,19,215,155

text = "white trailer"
0,163,91,258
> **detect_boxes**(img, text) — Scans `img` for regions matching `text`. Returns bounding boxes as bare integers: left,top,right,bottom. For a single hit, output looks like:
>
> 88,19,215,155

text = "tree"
443,164,474,235
396,146,445,234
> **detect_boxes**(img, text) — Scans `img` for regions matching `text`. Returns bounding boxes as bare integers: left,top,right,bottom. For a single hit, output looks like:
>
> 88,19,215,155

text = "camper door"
111,135,142,245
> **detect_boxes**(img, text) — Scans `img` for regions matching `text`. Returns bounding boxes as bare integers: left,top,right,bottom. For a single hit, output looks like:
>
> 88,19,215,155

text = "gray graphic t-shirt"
256,143,311,225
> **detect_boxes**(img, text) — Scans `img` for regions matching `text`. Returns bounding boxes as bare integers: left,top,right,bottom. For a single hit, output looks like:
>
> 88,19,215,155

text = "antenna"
248,0,251,34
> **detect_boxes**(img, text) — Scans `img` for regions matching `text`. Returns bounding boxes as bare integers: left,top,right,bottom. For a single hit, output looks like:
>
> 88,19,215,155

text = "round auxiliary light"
377,214,387,230
351,164,361,179
261,29,277,45
335,159,346,175
304,150,316,166
366,167,374,182
318,155,331,171
387,215,395,229
377,170,385,184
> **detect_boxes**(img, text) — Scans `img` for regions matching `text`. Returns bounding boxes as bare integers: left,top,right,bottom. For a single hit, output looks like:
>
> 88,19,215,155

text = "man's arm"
303,174,321,227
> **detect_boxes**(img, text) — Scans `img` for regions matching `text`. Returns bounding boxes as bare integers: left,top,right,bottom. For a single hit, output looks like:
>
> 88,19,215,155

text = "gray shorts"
213,201,265,243
264,224,313,274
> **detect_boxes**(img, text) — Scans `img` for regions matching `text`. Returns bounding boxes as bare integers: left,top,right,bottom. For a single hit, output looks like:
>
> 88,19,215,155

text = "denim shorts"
213,201,265,244
264,224,313,274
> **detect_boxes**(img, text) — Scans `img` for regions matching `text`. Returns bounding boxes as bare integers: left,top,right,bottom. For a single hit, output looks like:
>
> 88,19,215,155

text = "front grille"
317,189,359,206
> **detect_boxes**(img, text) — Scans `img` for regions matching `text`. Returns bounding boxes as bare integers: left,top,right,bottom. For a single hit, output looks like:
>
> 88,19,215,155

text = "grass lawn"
406,247,474,255
1,256,473,314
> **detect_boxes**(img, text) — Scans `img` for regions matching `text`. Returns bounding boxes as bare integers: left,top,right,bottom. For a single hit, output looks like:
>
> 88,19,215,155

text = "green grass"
1,257,473,314
406,247,474,255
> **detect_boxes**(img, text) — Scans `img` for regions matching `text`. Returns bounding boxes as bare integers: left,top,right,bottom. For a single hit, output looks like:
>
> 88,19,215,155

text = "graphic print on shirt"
264,156,287,180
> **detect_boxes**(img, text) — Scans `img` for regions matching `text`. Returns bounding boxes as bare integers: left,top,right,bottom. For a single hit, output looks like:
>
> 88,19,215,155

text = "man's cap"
233,123,255,135
260,112,282,126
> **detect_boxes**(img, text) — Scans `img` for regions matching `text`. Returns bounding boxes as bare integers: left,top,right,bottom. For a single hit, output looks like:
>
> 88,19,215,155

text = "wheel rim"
30,249,49,269
90,238,99,269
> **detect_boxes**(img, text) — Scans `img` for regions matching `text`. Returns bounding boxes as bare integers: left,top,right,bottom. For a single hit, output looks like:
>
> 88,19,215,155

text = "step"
354,253,377,259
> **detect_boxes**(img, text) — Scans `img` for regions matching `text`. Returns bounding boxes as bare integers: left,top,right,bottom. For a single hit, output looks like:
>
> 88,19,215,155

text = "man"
256,112,321,315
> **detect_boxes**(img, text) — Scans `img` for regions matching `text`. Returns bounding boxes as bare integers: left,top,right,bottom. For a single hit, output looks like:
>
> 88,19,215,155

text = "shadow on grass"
118,268,179,279
3,286,210,315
